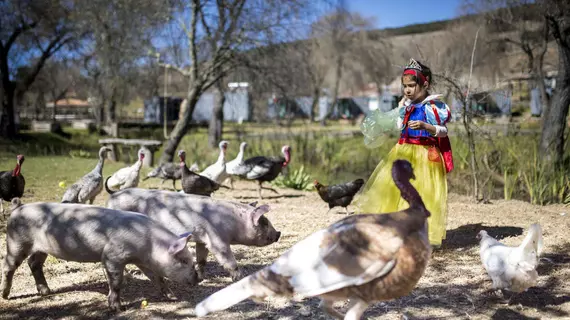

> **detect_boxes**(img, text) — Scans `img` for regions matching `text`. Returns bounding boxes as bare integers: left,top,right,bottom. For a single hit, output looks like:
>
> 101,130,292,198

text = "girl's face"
402,75,428,103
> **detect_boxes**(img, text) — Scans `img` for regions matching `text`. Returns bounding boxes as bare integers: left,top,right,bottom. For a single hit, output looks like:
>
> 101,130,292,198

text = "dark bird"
0,154,25,215
195,159,432,320
314,178,365,214
143,160,199,191
179,150,223,196
240,145,291,199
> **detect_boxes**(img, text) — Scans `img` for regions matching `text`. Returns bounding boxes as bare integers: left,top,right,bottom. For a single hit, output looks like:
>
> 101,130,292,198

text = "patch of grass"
2,122,569,204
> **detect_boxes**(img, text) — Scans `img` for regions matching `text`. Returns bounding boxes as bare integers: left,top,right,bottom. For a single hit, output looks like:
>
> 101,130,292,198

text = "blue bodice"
401,105,432,138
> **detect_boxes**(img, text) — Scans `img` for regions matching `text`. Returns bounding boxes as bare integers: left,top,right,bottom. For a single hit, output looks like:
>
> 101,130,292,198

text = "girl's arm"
409,121,448,137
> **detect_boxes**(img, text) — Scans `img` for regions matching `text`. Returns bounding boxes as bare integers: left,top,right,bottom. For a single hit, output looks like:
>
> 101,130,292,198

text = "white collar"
403,94,443,106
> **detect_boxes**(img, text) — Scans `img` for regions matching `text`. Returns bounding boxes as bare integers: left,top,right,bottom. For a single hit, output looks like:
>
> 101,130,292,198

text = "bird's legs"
345,207,350,215
229,176,234,189
172,179,177,191
259,181,279,194
319,299,343,320
257,181,263,200
0,200,4,216
344,298,368,320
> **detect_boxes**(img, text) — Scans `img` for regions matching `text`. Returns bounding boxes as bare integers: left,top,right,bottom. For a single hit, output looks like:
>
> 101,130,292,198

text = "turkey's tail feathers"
104,176,116,195
195,275,256,317
519,223,543,257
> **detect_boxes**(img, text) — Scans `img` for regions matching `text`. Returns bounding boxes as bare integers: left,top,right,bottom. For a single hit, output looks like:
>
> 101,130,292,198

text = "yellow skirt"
355,143,448,246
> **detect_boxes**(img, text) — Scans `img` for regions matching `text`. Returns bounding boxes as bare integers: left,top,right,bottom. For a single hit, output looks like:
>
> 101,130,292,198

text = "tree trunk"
462,95,479,200
536,65,550,116
159,87,201,164
309,86,320,123
208,82,225,148
105,87,117,124
322,56,344,126
0,82,16,138
539,29,570,166
539,55,570,165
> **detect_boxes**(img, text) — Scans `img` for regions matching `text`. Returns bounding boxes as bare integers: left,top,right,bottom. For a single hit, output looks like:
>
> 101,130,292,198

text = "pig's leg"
195,243,209,281
102,259,125,311
135,265,177,301
27,252,51,295
1,244,30,299
208,241,242,281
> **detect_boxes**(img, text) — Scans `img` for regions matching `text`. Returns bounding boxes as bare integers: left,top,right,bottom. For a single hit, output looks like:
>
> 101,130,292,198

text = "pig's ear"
248,201,258,207
168,232,193,255
251,204,271,226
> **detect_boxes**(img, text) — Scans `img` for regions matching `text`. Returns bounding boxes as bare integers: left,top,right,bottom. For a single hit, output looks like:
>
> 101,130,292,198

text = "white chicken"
199,140,229,184
225,141,247,189
104,148,145,194
478,223,543,293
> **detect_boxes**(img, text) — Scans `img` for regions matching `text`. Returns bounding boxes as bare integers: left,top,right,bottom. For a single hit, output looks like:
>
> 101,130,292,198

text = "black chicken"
240,145,291,199
0,154,25,215
179,150,222,196
314,178,365,214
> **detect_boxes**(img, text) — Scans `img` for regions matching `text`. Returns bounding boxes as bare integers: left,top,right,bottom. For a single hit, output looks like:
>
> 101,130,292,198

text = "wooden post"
106,144,119,162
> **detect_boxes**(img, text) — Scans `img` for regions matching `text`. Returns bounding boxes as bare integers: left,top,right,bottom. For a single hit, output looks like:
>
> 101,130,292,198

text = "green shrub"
271,165,313,191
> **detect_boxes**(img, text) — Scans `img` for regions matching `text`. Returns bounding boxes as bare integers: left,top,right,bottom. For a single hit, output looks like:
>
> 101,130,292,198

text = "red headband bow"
403,69,427,85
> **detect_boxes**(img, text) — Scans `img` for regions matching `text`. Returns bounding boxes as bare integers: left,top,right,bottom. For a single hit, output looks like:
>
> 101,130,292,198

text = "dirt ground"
1,181,569,320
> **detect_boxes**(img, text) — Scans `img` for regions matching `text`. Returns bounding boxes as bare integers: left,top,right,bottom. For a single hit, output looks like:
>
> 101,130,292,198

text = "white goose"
225,141,248,189
200,140,229,184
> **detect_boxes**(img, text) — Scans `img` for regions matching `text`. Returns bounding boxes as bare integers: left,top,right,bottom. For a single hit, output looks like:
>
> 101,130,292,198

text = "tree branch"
2,20,40,54
19,33,74,93
189,0,200,83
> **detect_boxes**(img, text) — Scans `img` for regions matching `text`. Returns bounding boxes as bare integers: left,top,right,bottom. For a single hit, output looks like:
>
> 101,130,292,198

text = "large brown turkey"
179,150,222,197
195,159,432,320
0,154,25,215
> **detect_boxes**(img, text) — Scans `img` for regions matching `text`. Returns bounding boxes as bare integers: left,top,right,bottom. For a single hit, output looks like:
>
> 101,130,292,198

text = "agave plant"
271,165,312,191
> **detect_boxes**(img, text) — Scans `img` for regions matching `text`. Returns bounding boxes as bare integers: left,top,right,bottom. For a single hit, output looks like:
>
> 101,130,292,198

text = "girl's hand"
408,120,425,130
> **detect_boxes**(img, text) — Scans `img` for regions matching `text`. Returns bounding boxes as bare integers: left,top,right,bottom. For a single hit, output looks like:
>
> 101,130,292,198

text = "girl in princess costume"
356,58,454,247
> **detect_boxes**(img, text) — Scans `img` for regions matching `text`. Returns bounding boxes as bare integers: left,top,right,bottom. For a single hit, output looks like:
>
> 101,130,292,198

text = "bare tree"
28,60,79,120
0,1,77,137
463,0,551,115
305,9,374,124
157,0,317,163
538,0,570,165
75,0,168,128
352,28,393,98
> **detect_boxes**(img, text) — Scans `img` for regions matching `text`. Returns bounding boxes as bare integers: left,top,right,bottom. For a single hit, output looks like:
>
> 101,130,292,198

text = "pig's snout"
275,231,281,242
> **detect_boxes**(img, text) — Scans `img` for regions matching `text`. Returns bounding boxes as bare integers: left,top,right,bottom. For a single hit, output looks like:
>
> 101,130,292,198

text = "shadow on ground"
443,223,524,250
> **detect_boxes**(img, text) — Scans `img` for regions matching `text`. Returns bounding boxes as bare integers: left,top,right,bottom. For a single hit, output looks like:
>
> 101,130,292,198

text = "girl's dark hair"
402,60,434,86
417,60,432,85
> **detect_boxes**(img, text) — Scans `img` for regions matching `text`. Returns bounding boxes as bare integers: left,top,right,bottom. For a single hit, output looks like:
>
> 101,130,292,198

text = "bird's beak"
411,173,416,180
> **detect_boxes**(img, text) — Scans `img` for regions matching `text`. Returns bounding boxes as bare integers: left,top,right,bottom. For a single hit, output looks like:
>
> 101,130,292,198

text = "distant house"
46,98,94,120
144,89,252,125
266,96,331,120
